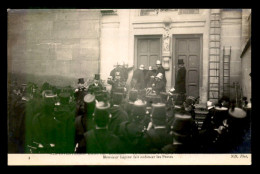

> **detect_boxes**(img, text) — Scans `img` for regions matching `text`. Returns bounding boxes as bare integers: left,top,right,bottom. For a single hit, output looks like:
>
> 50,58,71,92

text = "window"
179,9,199,14
222,8,242,11
140,9,159,16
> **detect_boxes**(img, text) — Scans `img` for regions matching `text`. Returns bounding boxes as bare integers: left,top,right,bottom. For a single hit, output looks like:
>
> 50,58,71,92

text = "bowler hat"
78,78,85,84
171,114,193,136
178,59,184,65
94,101,111,127
151,103,166,120
131,100,147,118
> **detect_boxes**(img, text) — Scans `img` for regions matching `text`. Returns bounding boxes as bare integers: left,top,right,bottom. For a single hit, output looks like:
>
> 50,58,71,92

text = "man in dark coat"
141,103,172,153
108,92,129,136
31,92,58,153
145,66,156,88
122,62,134,82
75,94,96,153
77,102,123,153
152,73,166,95
175,59,186,94
88,74,104,95
131,64,145,90
118,100,150,153
53,92,76,153
110,62,125,81
75,78,88,116
155,60,167,84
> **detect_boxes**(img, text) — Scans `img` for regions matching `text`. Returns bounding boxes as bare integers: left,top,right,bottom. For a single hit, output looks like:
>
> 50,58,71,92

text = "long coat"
131,69,145,90
175,67,186,94
108,106,129,136
141,127,173,153
77,129,123,153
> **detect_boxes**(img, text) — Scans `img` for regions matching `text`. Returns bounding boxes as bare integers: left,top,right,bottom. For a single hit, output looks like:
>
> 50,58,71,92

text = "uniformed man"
155,60,166,84
108,92,129,136
88,74,104,95
142,103,172,153
78,101,123,153
152,73,166,95
145,66,156,88
118,99,150,153
131,64,145,90
108,71,127,97
110,62,125,81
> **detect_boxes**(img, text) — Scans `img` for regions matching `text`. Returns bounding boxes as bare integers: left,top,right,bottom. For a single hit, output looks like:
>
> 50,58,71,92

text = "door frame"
134,35,162,69
172,34,203,96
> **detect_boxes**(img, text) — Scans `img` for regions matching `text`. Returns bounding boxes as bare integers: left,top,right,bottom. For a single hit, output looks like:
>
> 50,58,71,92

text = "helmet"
156,60,161,65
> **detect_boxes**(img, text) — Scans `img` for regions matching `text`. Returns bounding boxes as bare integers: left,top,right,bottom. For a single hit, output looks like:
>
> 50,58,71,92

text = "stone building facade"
7,9,251,104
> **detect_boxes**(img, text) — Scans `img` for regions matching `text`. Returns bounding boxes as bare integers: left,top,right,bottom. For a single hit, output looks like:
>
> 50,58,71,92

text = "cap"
156,60,161,65
139,64,145,70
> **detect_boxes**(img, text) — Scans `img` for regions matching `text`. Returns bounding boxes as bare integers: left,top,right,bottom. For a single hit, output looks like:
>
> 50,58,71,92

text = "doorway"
172,35,202,98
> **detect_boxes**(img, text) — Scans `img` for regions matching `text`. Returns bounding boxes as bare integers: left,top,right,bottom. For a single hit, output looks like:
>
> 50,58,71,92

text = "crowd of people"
8,59,251,154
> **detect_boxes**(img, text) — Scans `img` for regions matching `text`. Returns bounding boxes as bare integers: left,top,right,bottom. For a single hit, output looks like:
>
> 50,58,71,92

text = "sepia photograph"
7,8,252,165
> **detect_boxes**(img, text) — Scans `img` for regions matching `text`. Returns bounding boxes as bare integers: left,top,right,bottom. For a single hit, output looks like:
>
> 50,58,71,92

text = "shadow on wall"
8,72,83,88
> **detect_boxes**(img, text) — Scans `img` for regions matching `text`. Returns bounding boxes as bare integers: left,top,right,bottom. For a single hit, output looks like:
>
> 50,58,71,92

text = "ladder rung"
209,54,220,56
210,26,221,28
210,40,220,42
209,83,219,84
209,61,220,63
210,47,220,49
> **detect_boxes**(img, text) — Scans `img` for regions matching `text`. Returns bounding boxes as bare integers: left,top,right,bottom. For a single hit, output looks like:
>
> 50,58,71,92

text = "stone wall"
220,10,242,100
240,9,251,101
8,9,101,87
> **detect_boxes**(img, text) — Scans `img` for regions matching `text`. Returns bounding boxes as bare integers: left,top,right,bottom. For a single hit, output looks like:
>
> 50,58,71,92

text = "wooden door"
136,37,161,69
175,37,200,98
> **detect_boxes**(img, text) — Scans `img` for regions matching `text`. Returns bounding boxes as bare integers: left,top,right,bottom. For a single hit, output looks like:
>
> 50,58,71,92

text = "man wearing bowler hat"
77,101,123,153
162,112,197,153
142,103,172,153
108,92,129,136
118,99,149,153
75,94,96,153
